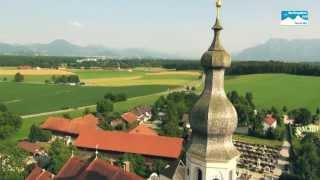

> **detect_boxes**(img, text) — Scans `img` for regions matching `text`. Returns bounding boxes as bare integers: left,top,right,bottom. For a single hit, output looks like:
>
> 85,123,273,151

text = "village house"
17,140,48,165
263,114,277,131
55,156,143,180
40,114,183,160
26,155,143,180
131,105,152,122
26,166,54,180
121,112,139,124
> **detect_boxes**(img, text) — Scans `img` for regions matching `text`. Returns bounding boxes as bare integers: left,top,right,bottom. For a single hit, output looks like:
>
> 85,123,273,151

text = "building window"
229,170,233,180
197,169,202,180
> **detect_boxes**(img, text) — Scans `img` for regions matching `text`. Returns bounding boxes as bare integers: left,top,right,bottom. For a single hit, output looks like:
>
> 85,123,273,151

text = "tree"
104,93,116,102
0,112,22,139
62,113,71,119
0,104,7,112
14,72,24,82
123,154,149,177
289,108,312,125
282,106,288,113
96,99,114,114
292,135,320,179
47,139,76,174
29,124,52,142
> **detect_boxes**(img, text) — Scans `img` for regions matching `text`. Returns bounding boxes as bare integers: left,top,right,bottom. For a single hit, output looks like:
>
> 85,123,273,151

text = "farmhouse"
26,166,54,180
263,114,277,131
40,114,183,159
55,156,143,180
26,156,143,180
17,141,42,155
121,112,138,124
131,105,152,122
128,124,158,136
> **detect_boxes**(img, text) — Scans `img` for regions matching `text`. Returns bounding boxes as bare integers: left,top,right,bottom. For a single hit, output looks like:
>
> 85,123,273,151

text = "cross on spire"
95,144,99,159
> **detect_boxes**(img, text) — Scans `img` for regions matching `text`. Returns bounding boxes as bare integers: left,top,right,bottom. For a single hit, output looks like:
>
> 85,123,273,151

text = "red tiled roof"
121,112,138,123
26,166,53,180
41,114,98,135
74,129,183,159
56,157,143,180
41,114,183,159
129,124,158,136
79,159,143,180
56,156,87,179
264,114,277,126
17,141,41,154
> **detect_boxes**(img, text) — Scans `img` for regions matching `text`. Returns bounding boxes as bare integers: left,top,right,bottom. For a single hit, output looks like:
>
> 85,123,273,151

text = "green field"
74,69,200,86
11,93,163,142
0,82,172,115
0,75,51,83
225,74,320,111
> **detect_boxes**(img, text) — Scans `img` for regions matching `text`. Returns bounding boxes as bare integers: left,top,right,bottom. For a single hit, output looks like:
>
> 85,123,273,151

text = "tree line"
1,55,320,77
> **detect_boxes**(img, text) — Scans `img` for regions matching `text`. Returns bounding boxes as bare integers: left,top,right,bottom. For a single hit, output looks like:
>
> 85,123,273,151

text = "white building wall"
185,154,237,180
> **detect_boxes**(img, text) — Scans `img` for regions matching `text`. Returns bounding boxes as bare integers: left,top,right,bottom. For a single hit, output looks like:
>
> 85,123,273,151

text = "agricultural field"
0,82,172,115
0,68,73,84
73,69,200,86
225,73,320,111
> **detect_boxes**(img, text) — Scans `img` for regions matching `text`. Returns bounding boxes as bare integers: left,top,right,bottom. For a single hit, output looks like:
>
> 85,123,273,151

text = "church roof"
56,156,143,180
26,166,53,180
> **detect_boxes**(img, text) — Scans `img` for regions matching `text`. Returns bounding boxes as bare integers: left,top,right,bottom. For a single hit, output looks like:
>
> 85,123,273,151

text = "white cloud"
69,21,84,28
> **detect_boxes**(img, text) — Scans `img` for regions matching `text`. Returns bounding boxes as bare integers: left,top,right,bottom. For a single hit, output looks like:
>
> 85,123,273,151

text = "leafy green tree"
0,112,22,139
14,72,24,82
29,124,52,142
47,139,76,174
292,135,320,180
96,99,114,114
289,108,312,125
104,93,116,101
154,160,167,174
123,154,149,177
0,104,7,112
282,106,288,113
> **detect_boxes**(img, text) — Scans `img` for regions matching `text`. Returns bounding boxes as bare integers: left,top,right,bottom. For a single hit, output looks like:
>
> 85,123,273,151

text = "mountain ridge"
234,38,320,62
0,40,180,59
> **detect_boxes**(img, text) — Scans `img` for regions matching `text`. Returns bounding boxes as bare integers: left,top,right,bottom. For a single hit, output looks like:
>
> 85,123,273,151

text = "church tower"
185,0,240,180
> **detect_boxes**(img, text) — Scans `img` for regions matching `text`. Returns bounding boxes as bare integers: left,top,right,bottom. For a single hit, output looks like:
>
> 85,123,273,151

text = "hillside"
234,39,320,61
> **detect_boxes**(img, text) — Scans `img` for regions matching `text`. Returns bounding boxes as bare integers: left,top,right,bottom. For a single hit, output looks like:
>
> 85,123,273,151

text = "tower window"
197,169,202,180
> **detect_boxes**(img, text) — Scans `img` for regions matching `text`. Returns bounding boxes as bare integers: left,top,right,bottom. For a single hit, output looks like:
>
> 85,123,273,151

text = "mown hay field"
73,69,201,86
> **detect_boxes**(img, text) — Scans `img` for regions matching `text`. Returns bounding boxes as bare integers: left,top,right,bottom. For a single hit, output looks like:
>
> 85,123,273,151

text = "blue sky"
0,0,319,58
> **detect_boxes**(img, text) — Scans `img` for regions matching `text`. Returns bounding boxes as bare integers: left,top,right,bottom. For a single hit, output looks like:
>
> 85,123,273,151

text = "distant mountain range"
234,39,320,61
1,39,319,61
0,39,179,59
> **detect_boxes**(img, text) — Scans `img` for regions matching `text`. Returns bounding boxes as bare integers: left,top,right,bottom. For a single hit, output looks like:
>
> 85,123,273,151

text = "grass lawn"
225,74,320,111
0,82,172,115
233,134,282,148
